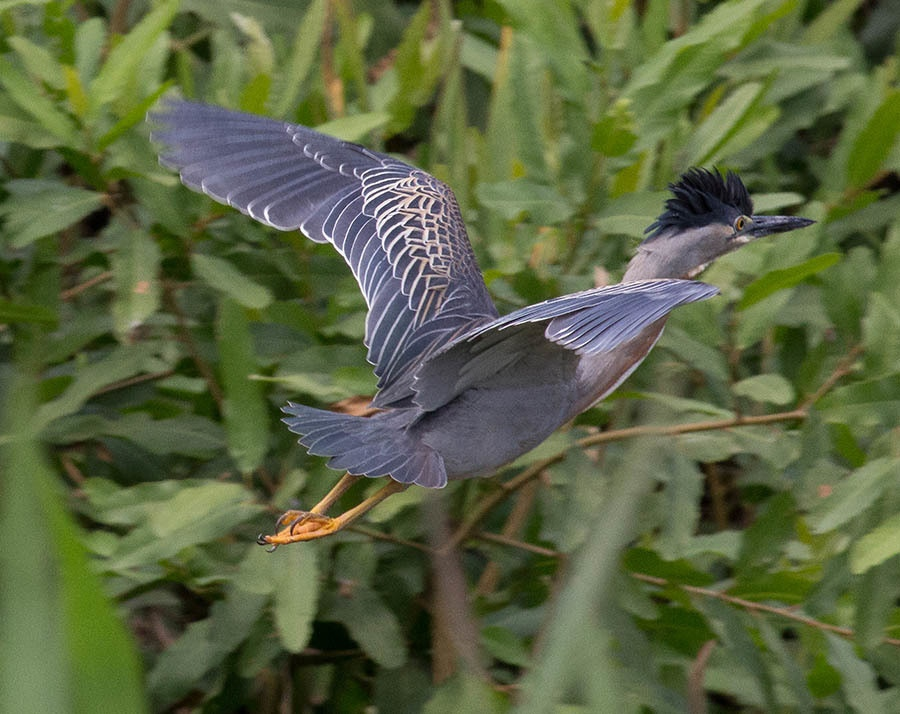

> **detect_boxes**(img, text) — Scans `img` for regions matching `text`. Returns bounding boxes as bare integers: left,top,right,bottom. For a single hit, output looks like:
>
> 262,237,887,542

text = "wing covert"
411,279,718,411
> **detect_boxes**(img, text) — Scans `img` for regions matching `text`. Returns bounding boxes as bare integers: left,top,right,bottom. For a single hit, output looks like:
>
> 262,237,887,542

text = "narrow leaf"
0,56,78,144
809,458,899,534
193,253,272,309
271,546,319,653
0,298,57,326
732,373,796,405
272,0,328,116
89,0,178,112
1,371,146,714
112,228,160,339
218,298,270,473
847,90,900,189
738,253,840,310
851,510,900,575
0,179,104,248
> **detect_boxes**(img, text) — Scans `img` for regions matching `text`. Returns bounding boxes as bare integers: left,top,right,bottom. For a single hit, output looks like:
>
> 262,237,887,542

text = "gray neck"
622,227,712,282
623,247,676,281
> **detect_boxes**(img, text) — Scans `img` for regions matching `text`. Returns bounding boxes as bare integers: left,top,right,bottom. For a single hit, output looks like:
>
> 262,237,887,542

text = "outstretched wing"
412,279,719,411
149,99,497,404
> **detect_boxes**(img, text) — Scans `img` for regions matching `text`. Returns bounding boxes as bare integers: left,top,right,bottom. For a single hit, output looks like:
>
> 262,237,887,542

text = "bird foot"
257,510,341,548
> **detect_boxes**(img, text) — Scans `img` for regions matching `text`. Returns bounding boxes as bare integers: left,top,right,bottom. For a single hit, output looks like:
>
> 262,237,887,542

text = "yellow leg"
258,476,409,547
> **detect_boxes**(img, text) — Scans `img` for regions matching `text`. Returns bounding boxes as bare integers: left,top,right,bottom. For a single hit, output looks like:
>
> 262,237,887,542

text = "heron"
149,99,814,546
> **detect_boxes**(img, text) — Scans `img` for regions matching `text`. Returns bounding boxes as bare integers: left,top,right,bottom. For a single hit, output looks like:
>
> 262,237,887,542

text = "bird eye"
734,215,748,232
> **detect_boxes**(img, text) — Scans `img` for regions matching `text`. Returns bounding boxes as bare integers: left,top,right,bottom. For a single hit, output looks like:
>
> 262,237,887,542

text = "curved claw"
260,512,342,545
258,477,410,549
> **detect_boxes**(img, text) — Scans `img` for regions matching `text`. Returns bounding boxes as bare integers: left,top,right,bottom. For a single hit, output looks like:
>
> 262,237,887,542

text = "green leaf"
732,373,796,405
271,546,319,653
826,633,885,713
495,0,590,101
34,344,157,433
477,179,574,224
0,298,57,326
315,112,392,142
386,1,454,133
737,253,840,310
147,589,267,710
0,57,78,145
88,0,178,113
193,253,273,309
803,0,867,43
7,36,66,90
592,99,638,157
481,626,530,667
737,492,795,571
1,372,146,714
819,376,900,430
862,291,900,379
847,90,900,189
45,413,224,457
107,482,262,570
230,13,274,77
809,458,899,534
851,509,900,575
325,588,408,668
272,0,328,116
685,81,769,165
112,227,161,339
423,672,506,714
218,298,270,473
0,180,105,248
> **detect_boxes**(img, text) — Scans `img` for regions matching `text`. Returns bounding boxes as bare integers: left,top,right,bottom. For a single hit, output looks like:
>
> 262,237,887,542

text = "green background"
1,0,899,711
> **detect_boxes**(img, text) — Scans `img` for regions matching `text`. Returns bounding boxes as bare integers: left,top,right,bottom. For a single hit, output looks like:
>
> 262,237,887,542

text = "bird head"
623,168,814,281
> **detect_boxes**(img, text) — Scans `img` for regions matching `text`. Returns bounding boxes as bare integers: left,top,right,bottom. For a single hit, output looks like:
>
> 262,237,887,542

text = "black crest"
644,168,753,241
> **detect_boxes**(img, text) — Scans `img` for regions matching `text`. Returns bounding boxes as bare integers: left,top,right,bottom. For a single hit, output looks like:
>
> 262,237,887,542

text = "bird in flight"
150,99,813,546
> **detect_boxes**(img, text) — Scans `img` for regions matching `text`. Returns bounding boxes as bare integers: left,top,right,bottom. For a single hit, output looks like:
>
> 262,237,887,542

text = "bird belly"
413,321,666,479
413,349,582,478
569,321,665,415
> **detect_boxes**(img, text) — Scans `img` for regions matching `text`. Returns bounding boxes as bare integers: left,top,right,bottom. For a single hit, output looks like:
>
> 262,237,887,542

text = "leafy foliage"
1,0,899,711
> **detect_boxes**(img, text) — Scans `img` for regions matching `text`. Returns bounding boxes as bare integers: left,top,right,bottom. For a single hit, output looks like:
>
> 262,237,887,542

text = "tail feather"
281,402,447,488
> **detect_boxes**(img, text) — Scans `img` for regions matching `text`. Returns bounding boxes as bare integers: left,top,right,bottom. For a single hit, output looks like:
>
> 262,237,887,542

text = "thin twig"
444,345,860,550
61,270,113,300
688,640,717,714
630,572,900,648
444,409,804,550
94,369,175,396
162,280,225,410
475,530,559,559
475,479,541,596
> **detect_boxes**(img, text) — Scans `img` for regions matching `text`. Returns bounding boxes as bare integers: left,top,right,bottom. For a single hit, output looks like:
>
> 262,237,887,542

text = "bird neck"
622,228,708,282
623,246,687,281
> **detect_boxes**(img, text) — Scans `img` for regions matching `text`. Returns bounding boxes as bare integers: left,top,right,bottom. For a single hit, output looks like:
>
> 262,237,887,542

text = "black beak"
749,214,815,238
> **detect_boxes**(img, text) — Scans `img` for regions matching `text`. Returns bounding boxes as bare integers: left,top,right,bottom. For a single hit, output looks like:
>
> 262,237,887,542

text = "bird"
149,99,814,546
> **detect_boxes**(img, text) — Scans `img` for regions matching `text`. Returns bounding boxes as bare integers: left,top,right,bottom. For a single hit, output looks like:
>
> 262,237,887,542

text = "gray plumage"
150,100,812,490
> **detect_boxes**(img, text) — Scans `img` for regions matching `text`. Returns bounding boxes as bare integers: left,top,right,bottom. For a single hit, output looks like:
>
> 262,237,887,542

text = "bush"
1,0,899,711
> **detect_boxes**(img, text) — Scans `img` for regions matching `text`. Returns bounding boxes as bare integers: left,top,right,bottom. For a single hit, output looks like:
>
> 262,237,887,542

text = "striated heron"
149,100,814,546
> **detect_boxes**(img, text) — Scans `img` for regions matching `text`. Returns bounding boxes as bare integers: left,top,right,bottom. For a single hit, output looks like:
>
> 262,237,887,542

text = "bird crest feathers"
644,168,753,241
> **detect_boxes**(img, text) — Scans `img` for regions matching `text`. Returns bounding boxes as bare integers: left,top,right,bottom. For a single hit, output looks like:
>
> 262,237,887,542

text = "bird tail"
281,403,448,488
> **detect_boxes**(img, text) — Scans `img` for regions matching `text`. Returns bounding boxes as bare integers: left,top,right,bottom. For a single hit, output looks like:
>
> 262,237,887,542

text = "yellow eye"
734,215,747,232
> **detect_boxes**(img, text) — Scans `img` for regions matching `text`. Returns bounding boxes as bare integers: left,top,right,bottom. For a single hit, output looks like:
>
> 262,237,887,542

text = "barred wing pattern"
150,100,497,403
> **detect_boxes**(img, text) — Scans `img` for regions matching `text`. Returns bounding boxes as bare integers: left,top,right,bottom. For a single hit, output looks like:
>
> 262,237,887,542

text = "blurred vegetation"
1,0,899,711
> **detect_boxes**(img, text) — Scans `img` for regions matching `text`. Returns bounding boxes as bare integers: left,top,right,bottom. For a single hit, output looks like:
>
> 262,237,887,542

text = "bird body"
150,99,813,543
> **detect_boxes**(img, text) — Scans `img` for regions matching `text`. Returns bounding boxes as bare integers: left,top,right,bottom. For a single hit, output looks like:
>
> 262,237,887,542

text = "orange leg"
258,474,409,547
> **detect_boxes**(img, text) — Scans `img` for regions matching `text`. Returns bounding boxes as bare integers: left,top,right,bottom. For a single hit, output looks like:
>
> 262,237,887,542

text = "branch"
444,345,860,550
630,572,900,648
459,531,900,649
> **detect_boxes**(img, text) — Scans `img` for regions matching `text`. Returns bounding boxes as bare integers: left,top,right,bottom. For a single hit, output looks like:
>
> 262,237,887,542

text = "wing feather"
150,99,497,404
411,279,719,411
